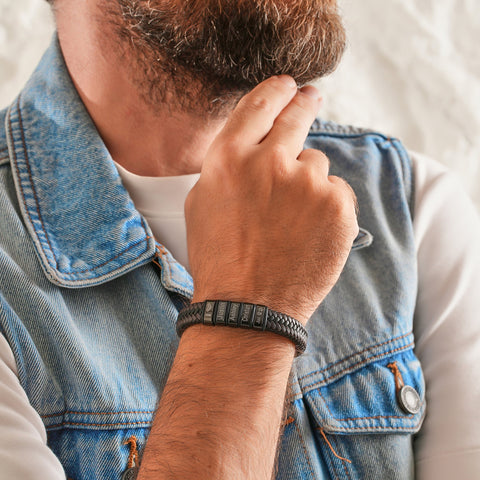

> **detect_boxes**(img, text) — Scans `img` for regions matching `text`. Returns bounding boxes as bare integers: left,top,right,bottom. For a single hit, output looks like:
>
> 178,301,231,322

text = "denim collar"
5,36,193,296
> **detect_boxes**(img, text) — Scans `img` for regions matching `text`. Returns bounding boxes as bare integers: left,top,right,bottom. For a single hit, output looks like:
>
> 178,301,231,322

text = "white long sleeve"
0,333,65,478
411,152,480,478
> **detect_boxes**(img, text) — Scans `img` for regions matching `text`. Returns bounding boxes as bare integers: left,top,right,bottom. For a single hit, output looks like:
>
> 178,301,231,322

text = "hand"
185,75,358,325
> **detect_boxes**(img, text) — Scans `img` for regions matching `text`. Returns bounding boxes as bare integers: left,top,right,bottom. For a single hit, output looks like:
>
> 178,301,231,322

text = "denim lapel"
5,36,157,288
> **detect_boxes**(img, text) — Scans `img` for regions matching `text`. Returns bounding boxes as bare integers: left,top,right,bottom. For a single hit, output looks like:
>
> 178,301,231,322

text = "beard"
105,0,346,116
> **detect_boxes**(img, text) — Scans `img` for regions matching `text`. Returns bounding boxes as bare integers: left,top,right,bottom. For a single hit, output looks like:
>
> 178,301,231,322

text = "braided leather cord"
265,310,307,356
176,301,307,356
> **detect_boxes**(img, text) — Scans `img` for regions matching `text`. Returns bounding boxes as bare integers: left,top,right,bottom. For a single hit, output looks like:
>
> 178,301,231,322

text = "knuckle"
211,136,250,170
245,94,274,115
267,143,290,165
275,114,304,134
325,181,359,228
316,150,330,168
303,149,331,171
326,184,350,211
264,144,292,179
216,135,243,158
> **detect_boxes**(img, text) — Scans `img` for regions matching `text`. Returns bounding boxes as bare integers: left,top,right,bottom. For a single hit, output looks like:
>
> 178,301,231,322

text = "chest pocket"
276,345,425,480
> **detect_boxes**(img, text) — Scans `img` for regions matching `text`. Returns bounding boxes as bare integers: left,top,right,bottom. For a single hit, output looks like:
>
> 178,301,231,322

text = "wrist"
180,323,295,364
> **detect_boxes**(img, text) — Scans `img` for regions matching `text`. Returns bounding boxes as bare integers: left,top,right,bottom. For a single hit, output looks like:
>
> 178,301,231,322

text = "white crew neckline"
114,161,200,216
114,161,200,269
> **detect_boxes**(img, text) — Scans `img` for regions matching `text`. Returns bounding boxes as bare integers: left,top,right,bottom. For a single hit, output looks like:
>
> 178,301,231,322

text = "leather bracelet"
176,300,308,356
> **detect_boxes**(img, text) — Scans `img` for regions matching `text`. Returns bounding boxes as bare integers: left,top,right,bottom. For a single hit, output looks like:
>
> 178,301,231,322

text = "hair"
109,0,346,115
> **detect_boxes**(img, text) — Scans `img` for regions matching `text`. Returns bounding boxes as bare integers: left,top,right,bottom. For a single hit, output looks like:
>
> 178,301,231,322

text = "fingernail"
277,75,297,89
300,85,322,102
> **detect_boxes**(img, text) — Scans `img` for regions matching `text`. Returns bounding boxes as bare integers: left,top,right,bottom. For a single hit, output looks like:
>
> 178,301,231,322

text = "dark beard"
105,0,346,116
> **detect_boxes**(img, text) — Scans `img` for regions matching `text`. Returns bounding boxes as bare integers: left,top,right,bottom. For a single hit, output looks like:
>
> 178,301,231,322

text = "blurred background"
0,0,479,210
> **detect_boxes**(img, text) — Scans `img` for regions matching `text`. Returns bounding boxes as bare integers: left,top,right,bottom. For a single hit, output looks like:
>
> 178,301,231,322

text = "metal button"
398,385,421,414
121,467,139,480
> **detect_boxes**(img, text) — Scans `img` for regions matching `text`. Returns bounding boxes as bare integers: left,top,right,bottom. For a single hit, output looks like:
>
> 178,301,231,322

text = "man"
0,0,479,479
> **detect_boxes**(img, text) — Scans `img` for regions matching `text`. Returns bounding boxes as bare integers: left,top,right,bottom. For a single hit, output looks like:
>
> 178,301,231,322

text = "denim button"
121,467,139,480
398,385,421,414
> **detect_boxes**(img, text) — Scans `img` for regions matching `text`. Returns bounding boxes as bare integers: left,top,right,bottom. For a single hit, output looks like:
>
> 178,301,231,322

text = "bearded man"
0,0,479,479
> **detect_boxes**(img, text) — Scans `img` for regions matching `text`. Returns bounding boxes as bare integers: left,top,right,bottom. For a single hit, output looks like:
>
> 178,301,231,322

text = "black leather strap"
177,300,308,356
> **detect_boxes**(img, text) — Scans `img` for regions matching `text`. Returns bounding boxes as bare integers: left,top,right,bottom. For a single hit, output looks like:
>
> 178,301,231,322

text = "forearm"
138,325,295,480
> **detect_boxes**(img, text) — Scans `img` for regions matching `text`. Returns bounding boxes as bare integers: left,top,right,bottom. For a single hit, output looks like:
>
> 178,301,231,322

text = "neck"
55,1,227,177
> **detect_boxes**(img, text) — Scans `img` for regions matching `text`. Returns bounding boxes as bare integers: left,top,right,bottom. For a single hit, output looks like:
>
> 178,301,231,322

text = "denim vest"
0,37,425,479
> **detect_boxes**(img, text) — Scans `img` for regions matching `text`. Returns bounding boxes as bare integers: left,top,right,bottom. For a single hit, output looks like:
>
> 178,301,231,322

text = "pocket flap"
291,348,425,435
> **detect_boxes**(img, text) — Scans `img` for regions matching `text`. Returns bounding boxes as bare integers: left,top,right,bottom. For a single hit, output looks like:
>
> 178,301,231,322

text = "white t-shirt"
0,153,479,478
114,161,200,271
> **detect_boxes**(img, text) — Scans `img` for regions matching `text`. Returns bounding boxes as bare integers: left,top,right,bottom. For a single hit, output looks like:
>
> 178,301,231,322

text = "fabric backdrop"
1,0,479,210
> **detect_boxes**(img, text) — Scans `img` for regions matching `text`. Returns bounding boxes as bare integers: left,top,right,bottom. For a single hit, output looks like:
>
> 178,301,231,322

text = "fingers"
329,175,360,219
212,76,321,170
261,86,322,160
297,148,330,179
298,149,359,230
218,75,298,146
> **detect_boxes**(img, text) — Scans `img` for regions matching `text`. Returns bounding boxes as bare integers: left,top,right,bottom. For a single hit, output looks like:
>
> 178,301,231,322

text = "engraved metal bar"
203,301,216,325
253,305,267,330
215,301,229,325
240,303,254,328
228,302,241,326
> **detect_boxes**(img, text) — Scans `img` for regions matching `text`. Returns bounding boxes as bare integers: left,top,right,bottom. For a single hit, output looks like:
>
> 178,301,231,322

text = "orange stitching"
294,420,315,476
317,387,415,422
307,383,423,432
124,436,140,469
318,428,352,464
387,361,405,393
331,435,353,479
321,424,422,432
306,342,414,387
285,416,295,426
41,409,155,419
156,244,168,256
152,243,168,270
287,342,414,400
298,332,412,382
